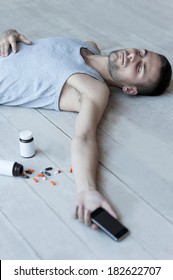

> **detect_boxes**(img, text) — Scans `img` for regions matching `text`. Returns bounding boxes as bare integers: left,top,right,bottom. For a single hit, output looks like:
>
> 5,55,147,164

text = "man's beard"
108,50,123,84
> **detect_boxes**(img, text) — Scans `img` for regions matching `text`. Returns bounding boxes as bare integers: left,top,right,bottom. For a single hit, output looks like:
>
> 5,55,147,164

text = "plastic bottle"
19,130,35,158
0,160,23,177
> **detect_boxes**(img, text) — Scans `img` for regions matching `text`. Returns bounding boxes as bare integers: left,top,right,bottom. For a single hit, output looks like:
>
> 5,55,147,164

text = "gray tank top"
0,37,104,110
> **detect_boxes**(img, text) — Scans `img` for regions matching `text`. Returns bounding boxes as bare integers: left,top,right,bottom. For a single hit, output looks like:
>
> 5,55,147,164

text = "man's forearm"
71,136,99,192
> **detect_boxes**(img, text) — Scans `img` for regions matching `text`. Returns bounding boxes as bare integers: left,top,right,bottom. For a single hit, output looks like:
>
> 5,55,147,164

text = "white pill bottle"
19,130,35,158
0,160,24,176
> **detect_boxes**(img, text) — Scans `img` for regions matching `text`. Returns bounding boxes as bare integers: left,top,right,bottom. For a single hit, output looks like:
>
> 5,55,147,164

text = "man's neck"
81,49,114,85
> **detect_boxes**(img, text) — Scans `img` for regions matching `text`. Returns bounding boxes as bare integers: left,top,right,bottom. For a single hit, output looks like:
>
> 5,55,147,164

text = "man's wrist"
76,185,96,193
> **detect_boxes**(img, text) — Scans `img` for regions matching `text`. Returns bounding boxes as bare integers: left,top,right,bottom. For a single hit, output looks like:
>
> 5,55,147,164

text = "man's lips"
120,51,124,66
122,52,124,65
121,51,127,66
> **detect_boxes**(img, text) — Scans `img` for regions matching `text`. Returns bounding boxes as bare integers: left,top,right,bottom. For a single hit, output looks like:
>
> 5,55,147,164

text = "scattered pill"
54,170,62,175
21,165,66,185
45,167,53,171
32,178,38,183
37,173,44,177
27,168,34,173
50,180,56,186
25,170,32,174
45,171,51,176
69,167,73,173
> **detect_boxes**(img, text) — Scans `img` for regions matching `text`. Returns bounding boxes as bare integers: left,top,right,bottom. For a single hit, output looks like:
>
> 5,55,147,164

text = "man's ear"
122,85,138,95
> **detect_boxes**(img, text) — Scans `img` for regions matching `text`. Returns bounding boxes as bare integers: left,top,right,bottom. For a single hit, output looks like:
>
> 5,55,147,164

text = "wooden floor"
0,0,173,259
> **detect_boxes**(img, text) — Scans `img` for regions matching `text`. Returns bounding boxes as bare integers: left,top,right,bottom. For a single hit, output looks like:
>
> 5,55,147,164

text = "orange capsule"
37,173,44,177
32,178,38,183
50,180,56,186
69,167,73,173
28,168,34,173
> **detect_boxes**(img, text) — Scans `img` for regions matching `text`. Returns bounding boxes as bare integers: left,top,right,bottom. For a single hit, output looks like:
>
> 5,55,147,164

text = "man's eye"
138,50,144,57
138,63,142,73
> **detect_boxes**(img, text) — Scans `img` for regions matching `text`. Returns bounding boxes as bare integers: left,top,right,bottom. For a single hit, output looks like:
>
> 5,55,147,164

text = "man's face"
108,48,161,94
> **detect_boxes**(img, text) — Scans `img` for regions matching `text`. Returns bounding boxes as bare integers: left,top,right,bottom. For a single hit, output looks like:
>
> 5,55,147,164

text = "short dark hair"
136,54,172,96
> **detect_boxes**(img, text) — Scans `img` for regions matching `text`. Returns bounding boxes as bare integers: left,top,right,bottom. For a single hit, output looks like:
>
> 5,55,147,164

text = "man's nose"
127,49,138,62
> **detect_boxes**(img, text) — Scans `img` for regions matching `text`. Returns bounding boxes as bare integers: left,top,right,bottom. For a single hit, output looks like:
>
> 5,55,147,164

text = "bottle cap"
12,162,24,176
20,130,33,141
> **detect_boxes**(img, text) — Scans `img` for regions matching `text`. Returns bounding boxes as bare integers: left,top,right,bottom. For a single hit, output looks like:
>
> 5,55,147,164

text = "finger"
73,206,78,219
91,223,99,230
0,44,8,57
102,201,118,219
8,37,17,53
0,44,4,56
84,209,91,226
19,34,32,45
10,41,17,53
4,43,10,56
78,205,84,223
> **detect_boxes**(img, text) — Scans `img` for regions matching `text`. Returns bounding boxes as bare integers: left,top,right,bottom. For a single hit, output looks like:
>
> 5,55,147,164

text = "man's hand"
0,29,32,57
74,189,117,229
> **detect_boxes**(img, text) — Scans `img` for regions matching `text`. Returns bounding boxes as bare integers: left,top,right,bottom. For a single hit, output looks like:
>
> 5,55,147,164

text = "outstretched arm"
71,80,117,229
0,29,32,56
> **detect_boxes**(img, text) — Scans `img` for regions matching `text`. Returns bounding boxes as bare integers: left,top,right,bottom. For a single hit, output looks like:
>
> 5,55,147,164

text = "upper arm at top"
74,82,109,139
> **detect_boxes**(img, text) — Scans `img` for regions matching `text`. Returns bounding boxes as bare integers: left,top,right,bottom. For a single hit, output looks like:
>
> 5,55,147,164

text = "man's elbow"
73,130,96,143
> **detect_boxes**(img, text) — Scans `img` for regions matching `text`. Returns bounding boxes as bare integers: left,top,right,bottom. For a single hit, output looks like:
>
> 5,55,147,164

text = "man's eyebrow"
143,63,146,75
143,50,148,75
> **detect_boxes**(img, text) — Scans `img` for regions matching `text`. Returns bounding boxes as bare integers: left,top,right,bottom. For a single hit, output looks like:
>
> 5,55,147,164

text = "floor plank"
0,212,39,259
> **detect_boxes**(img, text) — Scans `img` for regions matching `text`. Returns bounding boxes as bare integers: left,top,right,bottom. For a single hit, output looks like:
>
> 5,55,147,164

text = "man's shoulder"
84,41,100,53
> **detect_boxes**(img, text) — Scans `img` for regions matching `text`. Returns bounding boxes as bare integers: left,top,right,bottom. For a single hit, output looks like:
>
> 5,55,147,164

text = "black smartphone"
91,207,129,241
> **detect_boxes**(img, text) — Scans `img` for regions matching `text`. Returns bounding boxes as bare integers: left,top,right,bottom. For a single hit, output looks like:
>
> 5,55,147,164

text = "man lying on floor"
0,29,172,229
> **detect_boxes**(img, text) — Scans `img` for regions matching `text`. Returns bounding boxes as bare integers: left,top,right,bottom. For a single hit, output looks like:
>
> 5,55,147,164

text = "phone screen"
91,207,129,241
